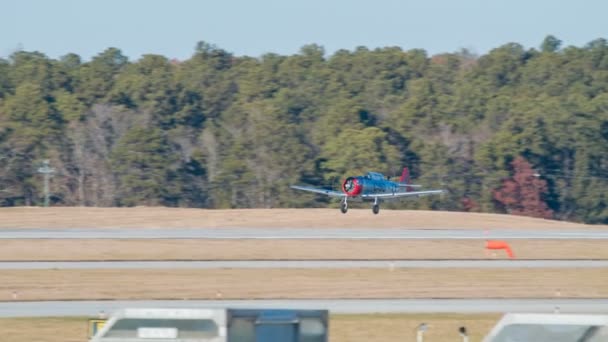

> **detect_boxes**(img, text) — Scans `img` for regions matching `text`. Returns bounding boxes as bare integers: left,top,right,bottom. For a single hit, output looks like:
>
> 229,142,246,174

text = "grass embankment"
1,207,602,229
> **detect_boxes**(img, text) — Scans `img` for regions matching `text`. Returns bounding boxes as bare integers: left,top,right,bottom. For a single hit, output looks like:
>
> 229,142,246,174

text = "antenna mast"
37,159,55,207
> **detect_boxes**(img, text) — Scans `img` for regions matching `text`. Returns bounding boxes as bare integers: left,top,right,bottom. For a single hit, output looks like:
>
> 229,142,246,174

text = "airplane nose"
344,178,355,191
342,177,362,196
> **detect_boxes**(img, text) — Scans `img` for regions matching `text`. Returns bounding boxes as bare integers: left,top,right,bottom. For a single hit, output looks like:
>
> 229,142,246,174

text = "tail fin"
399,167,413,192
399,167,411,183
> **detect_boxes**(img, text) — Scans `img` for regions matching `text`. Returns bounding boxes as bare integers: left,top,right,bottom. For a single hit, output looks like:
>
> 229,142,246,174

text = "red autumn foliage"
460,196,478,212
493,156,553,219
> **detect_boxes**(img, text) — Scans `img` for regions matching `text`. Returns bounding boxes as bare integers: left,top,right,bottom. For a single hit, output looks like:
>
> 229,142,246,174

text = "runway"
2,259,608,269
2,228,608,239
1,299,607,317
2,227,607,320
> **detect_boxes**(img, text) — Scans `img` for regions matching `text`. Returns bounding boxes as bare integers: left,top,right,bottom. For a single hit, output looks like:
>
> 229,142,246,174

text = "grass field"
0,314,502,342
1,268,606,301
1,207,603,229
332,313,501,342
2,239,608,261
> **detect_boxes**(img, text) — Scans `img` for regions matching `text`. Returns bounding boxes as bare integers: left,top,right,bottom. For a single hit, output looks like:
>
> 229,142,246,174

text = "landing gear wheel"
340,201,348,214
372,204,380,215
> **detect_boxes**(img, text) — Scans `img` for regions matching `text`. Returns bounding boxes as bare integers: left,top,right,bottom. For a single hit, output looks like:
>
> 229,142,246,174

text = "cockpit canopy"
365,172,386,180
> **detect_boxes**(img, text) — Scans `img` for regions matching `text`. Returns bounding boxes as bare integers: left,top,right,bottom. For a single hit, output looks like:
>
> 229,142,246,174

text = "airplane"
290,167,445,214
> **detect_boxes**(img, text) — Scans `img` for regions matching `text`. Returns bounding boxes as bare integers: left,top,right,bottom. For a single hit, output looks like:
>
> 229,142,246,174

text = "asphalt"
1,299,607,317
2,259,608,269
1,228,608,239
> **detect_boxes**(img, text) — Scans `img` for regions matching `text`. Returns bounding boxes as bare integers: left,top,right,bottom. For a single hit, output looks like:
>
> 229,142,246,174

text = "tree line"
1,36,607,223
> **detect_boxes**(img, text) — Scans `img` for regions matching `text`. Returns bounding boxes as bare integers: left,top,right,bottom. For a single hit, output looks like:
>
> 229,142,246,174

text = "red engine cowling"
342,177,363,196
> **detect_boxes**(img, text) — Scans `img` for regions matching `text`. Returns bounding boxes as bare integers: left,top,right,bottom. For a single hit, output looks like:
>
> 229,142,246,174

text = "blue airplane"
290,167,445,214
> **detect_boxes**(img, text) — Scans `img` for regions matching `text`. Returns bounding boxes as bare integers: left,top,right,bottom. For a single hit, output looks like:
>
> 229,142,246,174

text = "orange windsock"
485,240,509,249
485,240,515,259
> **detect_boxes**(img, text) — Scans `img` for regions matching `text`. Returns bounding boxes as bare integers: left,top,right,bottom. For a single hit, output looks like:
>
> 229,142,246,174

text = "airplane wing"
290,185,345,198
361,189,445,199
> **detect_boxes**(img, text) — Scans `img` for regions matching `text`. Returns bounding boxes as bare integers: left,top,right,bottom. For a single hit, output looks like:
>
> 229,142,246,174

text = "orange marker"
485,240,515,258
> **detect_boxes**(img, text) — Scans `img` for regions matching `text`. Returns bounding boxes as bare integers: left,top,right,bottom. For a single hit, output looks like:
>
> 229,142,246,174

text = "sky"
1,0,606,61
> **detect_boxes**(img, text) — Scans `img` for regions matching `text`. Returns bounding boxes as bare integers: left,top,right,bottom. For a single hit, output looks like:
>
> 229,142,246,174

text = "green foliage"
540,35,562,53
1,37,608,223
0,58,11,98
110,55,173,110
3,82,61,139
8,51,55,94
321,127,400,181
53,90,86,121
76,48,128,103
110,127,177,206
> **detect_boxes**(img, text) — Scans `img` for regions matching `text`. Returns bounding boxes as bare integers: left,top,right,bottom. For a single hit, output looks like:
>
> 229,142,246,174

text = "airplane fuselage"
342,172,404,197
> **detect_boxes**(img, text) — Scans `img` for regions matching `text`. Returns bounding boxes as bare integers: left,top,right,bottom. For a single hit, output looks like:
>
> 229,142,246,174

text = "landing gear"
340,199,348,214
372,203,380,215
372,197,380,215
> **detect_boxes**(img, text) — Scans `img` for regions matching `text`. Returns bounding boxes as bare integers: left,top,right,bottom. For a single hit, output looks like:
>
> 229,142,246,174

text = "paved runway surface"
2,228,608,239
1,299,607,317
3,260,608,269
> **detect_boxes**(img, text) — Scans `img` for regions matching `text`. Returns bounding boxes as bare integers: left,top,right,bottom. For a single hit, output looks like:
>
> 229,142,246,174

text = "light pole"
37,159,55,207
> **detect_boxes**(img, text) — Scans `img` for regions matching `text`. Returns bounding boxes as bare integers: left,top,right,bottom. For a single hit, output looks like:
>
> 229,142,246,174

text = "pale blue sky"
1,0,606,61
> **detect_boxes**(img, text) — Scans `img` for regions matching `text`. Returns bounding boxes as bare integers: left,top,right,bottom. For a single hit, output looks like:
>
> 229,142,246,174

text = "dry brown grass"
1,268,606,301
0,314,502,342
332,313,501,342
0,317,87,342
1,239,607,261
1,207,603,229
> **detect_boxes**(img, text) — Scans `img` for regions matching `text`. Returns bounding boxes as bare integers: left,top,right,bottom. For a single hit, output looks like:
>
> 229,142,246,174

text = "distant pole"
416,323,428,342
37,159,55,207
